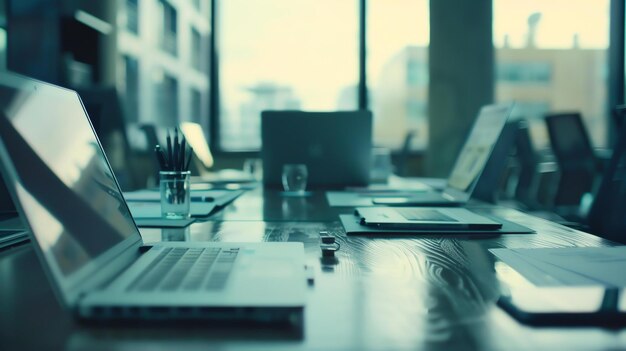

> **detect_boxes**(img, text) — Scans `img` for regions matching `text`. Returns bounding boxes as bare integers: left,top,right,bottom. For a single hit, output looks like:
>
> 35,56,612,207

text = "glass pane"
122,55,139,122
120,0,139,34
190,27,204,72
219,0,359,151
159,0,178,56
153,71,179,125
368,0,430,150
191,88,202,122
494,0,610,148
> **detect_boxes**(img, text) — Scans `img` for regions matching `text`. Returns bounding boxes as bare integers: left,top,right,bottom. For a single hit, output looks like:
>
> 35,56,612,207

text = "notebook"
0,71,306,323
355,207,502,230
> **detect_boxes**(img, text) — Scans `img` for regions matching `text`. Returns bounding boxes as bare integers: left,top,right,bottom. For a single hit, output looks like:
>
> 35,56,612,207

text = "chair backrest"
0,174,16,214
545,112,597,206
78,87,137,190
395,130,417,176
612,105,626,131
545,112,595,169
513,121,538,204
586,124,626,244
138,124,161,151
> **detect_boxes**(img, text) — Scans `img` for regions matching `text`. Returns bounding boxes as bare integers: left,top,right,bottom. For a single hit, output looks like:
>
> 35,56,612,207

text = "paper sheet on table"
124,190,243,207
127,201,217,218
326,192,376,207
490,247,626,287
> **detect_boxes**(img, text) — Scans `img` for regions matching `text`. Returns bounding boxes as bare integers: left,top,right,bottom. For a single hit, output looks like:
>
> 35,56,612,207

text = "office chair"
78,87,140,190
396,130,417,176
544,112,598,208
612,105,626,131
0,175,16,215
512,121,540,207
586,121,626,244
138,124,161,151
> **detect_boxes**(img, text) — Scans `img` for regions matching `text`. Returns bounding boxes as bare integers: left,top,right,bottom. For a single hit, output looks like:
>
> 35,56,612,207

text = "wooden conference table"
0,187,624,351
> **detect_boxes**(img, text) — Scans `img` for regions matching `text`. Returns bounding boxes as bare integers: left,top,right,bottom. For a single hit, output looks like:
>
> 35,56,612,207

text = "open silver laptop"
0,72,306,323
373,103,513,206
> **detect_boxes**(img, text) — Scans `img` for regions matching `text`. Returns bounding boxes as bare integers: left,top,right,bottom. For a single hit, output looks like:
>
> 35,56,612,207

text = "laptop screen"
0,73,140,278
446,104,511,194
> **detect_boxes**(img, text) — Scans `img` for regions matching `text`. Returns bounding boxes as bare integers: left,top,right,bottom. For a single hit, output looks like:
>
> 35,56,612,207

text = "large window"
367,0,430,150
218,0,359,151
117,0,210,130
494,0,610,148
115,0,615,155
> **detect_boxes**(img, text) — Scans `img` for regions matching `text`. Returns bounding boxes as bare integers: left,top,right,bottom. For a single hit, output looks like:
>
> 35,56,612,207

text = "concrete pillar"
427,0,494,177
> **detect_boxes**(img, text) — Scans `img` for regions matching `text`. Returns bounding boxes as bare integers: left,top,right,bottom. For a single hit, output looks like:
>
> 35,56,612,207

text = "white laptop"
0,72,306,323
373,103,513,206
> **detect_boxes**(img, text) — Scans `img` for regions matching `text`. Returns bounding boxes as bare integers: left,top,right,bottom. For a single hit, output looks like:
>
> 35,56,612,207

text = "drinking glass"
160,171,191,219
282,164,308,193
370,147,392,183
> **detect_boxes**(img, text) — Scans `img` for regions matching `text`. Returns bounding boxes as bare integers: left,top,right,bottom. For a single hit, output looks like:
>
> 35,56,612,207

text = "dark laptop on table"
262,110,372,189
0,72,305,323
373,103,513,206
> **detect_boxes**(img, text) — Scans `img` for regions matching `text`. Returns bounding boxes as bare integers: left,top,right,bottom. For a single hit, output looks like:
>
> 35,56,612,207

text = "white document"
127,201,216,218
490,247,626,287
510,247,626,287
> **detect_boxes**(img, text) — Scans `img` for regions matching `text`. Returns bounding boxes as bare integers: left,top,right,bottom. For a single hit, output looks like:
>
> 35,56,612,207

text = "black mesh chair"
544,112,598,208
612,105,626,131
78,87,139,190
512,121,540,207
586,121,626,244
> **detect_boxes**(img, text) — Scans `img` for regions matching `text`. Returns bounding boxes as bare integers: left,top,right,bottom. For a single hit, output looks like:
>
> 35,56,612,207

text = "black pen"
185,147,193,171
155,145,168,170
180,138,186,171
166,131,173,170
173,128,179,171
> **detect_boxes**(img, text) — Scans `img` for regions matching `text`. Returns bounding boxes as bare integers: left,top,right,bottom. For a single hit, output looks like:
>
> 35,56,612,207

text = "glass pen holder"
159,171,191,219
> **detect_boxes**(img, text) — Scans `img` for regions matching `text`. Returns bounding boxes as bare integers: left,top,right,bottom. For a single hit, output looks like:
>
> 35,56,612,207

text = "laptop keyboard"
395,208,457,222
127,247,240,292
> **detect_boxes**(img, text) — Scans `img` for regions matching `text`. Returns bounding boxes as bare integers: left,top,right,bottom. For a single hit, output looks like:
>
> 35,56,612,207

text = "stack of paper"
490,247,626,287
